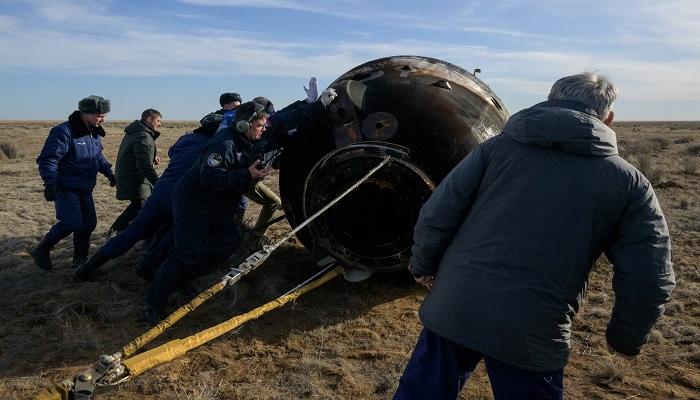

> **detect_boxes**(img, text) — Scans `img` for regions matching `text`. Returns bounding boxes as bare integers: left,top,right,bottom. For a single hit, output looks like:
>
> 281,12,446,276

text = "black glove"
107,173,116,187
43,184,57,202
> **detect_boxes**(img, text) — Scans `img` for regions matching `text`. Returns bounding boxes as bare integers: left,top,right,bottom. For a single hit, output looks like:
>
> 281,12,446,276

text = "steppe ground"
0,120,698,400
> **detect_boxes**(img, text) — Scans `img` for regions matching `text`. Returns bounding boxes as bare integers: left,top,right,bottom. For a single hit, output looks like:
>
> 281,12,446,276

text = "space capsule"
279,55,509,273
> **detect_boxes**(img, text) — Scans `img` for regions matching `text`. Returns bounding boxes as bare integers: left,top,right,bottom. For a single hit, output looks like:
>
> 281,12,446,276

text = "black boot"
30,240,53,271
72,249,88,268
74,252,109,282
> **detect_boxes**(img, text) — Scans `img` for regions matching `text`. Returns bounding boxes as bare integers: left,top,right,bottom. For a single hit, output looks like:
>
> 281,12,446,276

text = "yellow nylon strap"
121,280,227,358
123,266,343,377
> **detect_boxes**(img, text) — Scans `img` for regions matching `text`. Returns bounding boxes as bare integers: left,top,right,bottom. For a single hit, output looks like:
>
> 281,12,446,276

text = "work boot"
74,253,109,282
30,240,53,271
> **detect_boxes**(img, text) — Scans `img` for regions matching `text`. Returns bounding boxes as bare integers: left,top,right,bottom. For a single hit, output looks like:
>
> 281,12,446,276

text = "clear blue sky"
1,0,698,121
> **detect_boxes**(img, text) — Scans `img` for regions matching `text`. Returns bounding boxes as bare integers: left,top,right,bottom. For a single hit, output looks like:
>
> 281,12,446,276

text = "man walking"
395,73,675,399
74,114,222,282
108,109,162,235
32,95,116,270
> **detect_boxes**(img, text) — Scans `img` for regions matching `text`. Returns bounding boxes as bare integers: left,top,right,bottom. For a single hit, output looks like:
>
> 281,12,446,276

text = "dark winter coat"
178,99,325,215
176,126,255,217
37,111,114,191
147,130,214,207
115,120,161,200
410,100,675,371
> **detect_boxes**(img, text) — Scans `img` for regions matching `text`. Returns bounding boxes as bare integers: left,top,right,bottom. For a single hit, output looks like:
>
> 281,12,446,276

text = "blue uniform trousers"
44,188,97,255
99,194,171,259
394,328,564,400
136,226,174,281
144,189,240,311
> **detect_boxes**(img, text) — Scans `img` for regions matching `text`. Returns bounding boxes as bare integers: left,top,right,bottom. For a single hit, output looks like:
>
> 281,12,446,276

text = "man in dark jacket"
32,95,116,270
108,109,162,234
74,115,223,282
395,73,675,399
143,102,271,324
144,90,337,324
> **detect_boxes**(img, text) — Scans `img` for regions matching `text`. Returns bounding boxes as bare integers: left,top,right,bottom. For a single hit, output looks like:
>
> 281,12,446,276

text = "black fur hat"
219,92,242,107
78,95,111,114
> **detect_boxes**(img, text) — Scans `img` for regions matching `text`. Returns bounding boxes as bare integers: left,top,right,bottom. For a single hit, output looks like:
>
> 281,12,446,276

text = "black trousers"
110,199,145,232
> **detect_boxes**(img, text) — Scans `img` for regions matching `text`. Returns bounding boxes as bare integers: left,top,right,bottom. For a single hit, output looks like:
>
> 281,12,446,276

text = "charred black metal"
279,55,509,273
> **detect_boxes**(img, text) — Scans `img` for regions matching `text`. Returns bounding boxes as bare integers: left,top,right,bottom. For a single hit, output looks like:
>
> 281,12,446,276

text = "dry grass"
0,142,18,159
680,157,699,175
619,139,660,156
634,154,665,185
674,136,694,144
650,136,672,150
0,120,698,400
590,361,625,387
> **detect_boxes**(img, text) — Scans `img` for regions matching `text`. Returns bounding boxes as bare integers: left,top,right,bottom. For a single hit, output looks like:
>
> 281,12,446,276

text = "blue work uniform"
217,109,238,132
36,111,114,256
145,100,325,315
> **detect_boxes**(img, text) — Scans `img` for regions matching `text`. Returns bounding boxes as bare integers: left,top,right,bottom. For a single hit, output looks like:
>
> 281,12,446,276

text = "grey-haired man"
395,73,675,399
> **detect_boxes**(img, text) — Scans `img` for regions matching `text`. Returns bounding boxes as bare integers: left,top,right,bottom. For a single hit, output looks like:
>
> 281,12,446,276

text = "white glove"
320,88,337,107
304,77,318,104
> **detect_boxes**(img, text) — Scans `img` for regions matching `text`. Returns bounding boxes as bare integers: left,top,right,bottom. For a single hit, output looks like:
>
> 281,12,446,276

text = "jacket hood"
502,100,617,156
68,110,106,137
124,119,161,139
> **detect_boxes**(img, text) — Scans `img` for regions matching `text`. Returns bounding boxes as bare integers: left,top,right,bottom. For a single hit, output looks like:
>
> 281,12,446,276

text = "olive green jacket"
115,120,161,200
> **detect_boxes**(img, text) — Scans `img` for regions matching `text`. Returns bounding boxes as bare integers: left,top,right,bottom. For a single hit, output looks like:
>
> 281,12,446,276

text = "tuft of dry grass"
591,362,625,387
686,144,700,156
677,196,695,210
0,142,18,159
674,136,694,144
676,325,699,337
175,376,225,400
634,155,664,184
650,136,672,150
619,140,655,157
647,329,664,344
680,157,699,175
664,301,684,317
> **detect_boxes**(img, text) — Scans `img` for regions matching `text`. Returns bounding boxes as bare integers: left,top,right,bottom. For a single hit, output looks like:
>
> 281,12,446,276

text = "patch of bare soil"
0,120,697,399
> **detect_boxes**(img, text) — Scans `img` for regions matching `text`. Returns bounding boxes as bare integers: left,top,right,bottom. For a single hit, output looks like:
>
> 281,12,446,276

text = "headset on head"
236,103,266,133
